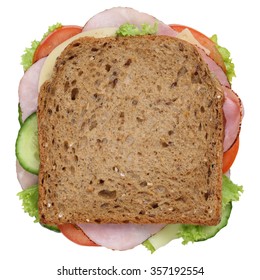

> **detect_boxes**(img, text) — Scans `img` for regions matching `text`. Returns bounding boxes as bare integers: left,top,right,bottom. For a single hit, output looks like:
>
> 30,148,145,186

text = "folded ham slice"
83,7,178,37
78,224,165,250
16,160,38,190
223,86,242,152
18,57,46,121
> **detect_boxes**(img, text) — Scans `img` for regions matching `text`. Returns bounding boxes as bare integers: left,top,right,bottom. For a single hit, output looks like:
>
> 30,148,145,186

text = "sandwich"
16,7,243,252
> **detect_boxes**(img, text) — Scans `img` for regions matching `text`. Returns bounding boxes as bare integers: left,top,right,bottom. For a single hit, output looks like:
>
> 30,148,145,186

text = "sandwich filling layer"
38,35,224,226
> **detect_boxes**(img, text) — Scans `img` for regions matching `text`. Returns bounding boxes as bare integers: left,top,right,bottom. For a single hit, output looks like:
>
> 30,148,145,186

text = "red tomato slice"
33,25,82,63
58,224,99,246
169,24,226,72
222,137,239,174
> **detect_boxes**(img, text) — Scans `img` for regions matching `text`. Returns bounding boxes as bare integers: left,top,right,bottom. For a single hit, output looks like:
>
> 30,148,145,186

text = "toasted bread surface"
38,35,224,225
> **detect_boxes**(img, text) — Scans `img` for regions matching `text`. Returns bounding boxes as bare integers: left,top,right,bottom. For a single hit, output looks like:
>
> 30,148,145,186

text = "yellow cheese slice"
176,28,210,55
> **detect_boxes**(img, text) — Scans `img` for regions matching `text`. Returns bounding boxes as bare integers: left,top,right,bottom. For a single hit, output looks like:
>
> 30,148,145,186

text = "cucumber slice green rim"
18,103,23,126
41,223,61,233
15,112,40,175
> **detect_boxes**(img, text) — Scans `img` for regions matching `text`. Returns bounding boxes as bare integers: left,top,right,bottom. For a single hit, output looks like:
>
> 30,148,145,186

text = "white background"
1,0,259,279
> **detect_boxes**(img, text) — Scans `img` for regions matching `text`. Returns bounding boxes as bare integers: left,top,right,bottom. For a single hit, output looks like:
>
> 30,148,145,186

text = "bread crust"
38,35,224,226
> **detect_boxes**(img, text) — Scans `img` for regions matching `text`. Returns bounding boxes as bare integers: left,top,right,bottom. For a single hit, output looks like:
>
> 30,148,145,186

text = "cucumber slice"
16,112,39,174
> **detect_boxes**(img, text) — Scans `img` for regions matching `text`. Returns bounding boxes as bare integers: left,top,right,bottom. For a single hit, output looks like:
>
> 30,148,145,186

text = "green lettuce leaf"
211,34,236,83
222,175,243,206
17,184,39,222
116,22,158,37
21,23,62,71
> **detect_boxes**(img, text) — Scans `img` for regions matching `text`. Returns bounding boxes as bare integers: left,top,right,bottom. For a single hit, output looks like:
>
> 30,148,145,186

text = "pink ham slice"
78,223,165,250
18,57,46,122
83,7,178,37
16,160,38,189
223,86,242,152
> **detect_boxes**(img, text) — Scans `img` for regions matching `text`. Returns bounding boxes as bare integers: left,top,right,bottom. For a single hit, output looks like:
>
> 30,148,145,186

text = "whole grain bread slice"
38,35,224,226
